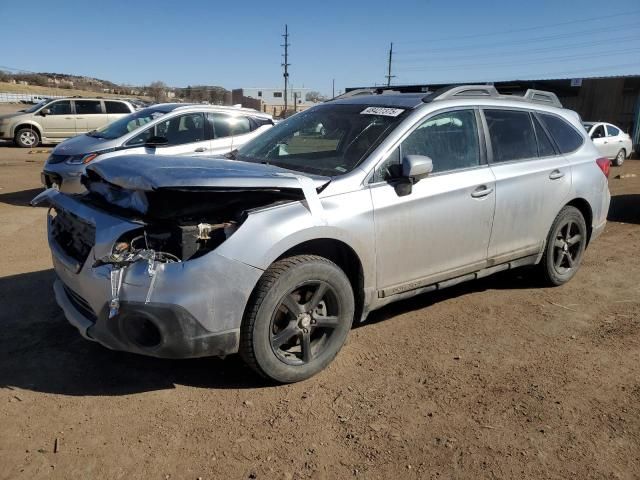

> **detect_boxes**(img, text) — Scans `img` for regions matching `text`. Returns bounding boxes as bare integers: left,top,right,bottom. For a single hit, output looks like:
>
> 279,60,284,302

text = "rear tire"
539,206,587,286
613,149,625,167
14,127,40,148
240,255,354,383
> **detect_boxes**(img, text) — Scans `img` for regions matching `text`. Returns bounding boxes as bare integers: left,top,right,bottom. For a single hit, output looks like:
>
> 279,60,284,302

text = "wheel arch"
244,237,367,328
14,122,42,138
565,197,593,244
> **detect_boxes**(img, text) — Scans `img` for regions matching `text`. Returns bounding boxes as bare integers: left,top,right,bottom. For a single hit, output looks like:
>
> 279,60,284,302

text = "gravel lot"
0,106,639,479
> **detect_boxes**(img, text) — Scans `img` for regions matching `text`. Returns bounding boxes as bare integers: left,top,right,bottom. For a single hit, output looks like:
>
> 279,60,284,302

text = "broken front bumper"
35,189,264,359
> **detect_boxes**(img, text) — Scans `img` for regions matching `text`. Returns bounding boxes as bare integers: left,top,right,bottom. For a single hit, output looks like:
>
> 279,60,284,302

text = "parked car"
33,85,610,383
583,121,633,166
41,103,274,193
0,97,135,148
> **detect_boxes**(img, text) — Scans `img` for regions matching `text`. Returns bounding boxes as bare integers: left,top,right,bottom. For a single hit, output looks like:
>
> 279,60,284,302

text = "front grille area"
63,285,97,323
51,209,95,266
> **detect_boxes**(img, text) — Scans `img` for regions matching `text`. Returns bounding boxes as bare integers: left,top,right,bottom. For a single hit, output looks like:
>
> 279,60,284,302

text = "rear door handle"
471,185,494,198
194,147,206,152
549,170,565,180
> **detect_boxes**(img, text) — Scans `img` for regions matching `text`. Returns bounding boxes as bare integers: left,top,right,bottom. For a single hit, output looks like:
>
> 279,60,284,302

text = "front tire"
240,255,355,383
613,149,626,167
539,206,587,286
14,127,40,148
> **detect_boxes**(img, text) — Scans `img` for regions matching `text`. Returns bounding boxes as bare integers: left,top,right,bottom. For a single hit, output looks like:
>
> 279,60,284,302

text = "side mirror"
402,155,433,181
40,108,51,116
145,136,169,147
394,155,433,197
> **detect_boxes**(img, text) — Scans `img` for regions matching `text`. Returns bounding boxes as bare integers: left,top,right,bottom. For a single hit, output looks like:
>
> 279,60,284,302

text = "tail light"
595,157,610,178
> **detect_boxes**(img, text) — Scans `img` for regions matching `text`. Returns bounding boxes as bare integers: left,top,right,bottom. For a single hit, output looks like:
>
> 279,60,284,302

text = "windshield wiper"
86,130,105,138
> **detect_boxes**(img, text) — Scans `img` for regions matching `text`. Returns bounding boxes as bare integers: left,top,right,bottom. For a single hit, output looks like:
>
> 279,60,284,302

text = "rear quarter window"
538,113,584,154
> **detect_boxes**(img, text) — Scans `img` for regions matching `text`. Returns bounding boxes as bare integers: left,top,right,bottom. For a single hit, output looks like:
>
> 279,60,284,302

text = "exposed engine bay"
81,169,306,263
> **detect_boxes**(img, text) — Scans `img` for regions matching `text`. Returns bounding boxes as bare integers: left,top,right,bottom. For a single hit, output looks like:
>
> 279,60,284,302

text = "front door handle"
194,147,206,152
549,170,565,180
471,185,494,198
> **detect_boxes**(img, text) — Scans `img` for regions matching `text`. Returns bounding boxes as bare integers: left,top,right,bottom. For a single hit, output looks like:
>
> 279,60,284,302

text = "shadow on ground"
0,267,539,396
0,269,271,395
608,194,640,225
0,188,46,207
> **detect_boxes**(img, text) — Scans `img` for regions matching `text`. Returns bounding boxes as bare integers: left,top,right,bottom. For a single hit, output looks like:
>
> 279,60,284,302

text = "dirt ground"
0,109,639,479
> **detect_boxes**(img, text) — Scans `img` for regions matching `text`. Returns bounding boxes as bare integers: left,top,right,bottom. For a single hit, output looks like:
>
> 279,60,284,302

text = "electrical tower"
281,24,290,115
385,42,395,87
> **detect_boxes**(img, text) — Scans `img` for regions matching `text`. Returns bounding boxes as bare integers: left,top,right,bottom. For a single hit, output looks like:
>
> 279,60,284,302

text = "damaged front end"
33,155,330,358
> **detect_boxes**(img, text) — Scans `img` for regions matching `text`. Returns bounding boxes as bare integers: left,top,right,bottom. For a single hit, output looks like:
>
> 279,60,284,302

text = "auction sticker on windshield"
360,107,405,117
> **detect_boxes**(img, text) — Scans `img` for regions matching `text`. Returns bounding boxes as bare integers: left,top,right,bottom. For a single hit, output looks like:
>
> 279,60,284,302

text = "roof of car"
136,103,272,118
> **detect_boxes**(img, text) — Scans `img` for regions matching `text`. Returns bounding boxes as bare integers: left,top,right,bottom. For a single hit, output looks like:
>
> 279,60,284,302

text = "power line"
394,34,640,62
399,48,640,72
397,9,640,45
397,22,639,55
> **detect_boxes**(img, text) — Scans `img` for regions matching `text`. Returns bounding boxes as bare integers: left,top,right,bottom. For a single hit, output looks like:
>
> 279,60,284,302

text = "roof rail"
522,89,562,108
422,85,499,103
422,84,563,108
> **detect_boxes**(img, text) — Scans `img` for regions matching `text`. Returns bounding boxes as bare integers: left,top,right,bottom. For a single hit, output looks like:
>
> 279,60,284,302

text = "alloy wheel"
270,281,340,365
19,131,37,147
552,219,583,274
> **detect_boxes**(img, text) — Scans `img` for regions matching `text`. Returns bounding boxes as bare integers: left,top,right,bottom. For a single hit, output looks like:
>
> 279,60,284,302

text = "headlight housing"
65,153,99,165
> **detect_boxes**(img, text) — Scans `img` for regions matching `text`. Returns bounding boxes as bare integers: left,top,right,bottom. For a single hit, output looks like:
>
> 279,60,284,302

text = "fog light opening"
122,315,162,348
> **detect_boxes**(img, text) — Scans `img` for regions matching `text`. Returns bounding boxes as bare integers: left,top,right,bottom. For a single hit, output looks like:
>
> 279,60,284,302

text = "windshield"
88,107,170,139
236,104,409,176
23,100,50,113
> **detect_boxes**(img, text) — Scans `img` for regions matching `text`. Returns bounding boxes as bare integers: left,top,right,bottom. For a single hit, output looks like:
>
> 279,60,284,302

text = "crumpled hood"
85,154,331,191
53,133,117,156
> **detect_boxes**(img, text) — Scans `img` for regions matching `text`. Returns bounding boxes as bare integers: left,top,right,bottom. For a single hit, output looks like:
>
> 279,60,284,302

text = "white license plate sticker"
360,107,405,117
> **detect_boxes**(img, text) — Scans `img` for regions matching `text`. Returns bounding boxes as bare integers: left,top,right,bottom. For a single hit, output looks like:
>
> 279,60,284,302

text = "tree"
148,81,168,103
305,91,326,103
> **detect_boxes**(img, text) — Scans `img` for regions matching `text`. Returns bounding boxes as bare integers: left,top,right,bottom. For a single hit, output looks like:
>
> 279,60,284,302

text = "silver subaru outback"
33,85,611,383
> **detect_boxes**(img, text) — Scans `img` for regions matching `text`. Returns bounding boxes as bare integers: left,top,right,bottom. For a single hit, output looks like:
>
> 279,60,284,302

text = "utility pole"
281,24,290,116
332,78,335,99
385,42,395,87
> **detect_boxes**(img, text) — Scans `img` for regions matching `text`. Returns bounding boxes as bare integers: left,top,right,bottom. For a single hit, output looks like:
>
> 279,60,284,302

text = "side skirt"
370,254,538,311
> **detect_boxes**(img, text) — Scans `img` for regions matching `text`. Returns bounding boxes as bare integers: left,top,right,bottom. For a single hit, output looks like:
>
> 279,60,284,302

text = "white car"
41,103,274,193
583,121,633,166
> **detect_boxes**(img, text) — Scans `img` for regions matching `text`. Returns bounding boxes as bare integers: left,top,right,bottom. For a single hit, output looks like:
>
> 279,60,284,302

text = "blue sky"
0,0,639,96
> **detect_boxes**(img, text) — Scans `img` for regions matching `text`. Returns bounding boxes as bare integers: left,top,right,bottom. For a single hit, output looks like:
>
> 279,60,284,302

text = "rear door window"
105,101,131,114
484,109,537,163
75,100,103,115
209,113,252,138
606,124,620,137
538,113,584,153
